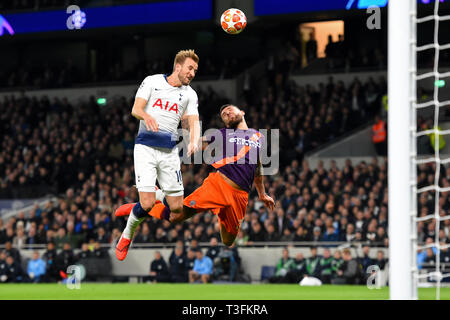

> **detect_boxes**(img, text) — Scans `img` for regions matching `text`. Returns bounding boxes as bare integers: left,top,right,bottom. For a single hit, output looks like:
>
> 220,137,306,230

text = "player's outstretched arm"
131,97,158,132
186,114,201,156
254,158,274,211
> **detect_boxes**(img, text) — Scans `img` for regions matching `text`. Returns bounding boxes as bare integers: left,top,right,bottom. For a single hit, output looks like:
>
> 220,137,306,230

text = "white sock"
123,210,145,240
156,188,166,203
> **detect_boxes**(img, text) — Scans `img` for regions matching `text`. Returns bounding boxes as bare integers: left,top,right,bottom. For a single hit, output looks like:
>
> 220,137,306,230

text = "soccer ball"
220,8,247,35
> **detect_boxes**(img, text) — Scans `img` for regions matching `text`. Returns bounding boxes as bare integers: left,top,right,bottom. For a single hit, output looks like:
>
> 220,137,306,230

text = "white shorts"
134,143,183,196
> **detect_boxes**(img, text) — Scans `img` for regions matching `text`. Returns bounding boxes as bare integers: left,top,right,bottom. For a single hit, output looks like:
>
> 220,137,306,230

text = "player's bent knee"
220,225,237,247
169,204,183,214
140,198,156,211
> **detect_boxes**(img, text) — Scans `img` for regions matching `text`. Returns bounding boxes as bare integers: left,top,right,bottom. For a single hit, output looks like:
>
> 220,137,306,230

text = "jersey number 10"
175,170,182,184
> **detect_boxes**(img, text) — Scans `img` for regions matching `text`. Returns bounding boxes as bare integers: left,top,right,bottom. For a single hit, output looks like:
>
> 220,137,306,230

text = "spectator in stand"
189,250,213,284
293,226,309,242
25,226,42,248
4,241,21,264
423,248,436,276
93,241,108,258
440,241,450,265
134,222,152,243
205,237,220,262
248,221,266,243
55,242,76,280
189,239,201,253
95,226,110,244
359,245,374,278
318,248,334,284
325,35,336,69
185,249,196,272
167,228,180,243
312,226,322,242
417,237,437,269
169,240,186,261
110,228,121,249
0,251,7,281
0,219,5,244
145,251,170,283
53,228,67,250
374,250,387,271
264,224,280,242
43,242,58,282
305,247,322,279
27,251,46,283
342,223,356,242
66,221,82,249
331,250,344,281
2,256,25,283
332,248,361,285
77,243,92,260
269,247,295,283
321,225,339,243
12,227,27,250
154,227,168,243
306,32,318,64
170,246,188,283
284,252,306,283
234,230,249,247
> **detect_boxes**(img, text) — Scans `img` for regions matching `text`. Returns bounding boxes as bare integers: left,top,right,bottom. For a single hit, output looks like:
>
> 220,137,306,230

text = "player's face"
177,58,198,85
221,105,244,128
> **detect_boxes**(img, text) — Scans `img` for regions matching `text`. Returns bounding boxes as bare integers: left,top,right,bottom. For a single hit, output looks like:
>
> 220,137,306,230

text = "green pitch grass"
1,283,449,300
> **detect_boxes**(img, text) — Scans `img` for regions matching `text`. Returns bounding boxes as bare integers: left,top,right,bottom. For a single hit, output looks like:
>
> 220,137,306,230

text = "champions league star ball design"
220,8,247,35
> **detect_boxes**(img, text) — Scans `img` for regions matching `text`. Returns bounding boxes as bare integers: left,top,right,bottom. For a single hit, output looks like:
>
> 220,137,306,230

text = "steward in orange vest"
372,116,387,156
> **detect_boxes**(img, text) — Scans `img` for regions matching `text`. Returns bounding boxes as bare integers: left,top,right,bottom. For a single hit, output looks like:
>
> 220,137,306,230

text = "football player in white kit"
115,50,200,260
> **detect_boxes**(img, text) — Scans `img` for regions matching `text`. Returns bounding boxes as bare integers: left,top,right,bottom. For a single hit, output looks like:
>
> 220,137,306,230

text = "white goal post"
388,0,417,300
389,0,450,300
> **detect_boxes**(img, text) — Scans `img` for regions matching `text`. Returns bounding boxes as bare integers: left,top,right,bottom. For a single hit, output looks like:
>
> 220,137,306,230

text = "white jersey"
134,74,199,148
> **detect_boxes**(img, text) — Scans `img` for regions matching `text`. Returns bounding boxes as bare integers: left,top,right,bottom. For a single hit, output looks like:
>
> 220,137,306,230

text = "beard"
225,114,243,129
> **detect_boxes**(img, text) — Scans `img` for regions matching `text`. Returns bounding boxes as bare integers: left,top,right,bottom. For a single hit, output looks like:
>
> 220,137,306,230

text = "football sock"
148,202,171,221
123,202,147,239
132,202,149,219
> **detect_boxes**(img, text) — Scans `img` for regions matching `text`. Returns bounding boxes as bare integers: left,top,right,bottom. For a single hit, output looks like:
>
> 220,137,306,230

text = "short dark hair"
219,104,235,115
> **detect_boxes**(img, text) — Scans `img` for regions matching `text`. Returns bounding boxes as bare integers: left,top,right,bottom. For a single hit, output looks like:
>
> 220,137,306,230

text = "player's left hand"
259,193,275,211
187,142,199,156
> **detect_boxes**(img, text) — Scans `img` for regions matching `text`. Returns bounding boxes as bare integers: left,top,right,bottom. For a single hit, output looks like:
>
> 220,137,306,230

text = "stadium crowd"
245,75,387,166
1,56,255,90
0,73,449,284
0,74,387,198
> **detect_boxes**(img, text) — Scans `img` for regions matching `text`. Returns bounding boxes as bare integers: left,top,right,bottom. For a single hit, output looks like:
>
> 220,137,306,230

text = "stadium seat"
260,266,276,281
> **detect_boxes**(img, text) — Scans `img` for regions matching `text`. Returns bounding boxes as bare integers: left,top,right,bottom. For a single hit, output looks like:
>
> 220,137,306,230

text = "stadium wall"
306,157,386,171
290,71,387,88
307,125,377,158
306,121,450,162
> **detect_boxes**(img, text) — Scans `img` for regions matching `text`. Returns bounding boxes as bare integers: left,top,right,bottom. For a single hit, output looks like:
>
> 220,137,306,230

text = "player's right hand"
259,193,275,211
144,114,158,132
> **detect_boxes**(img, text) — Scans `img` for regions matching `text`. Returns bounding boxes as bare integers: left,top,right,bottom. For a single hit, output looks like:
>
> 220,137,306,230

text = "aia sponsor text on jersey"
152,98,179,114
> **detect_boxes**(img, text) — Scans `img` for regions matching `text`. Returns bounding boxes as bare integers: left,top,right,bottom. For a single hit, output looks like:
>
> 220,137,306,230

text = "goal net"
389,0,450,300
